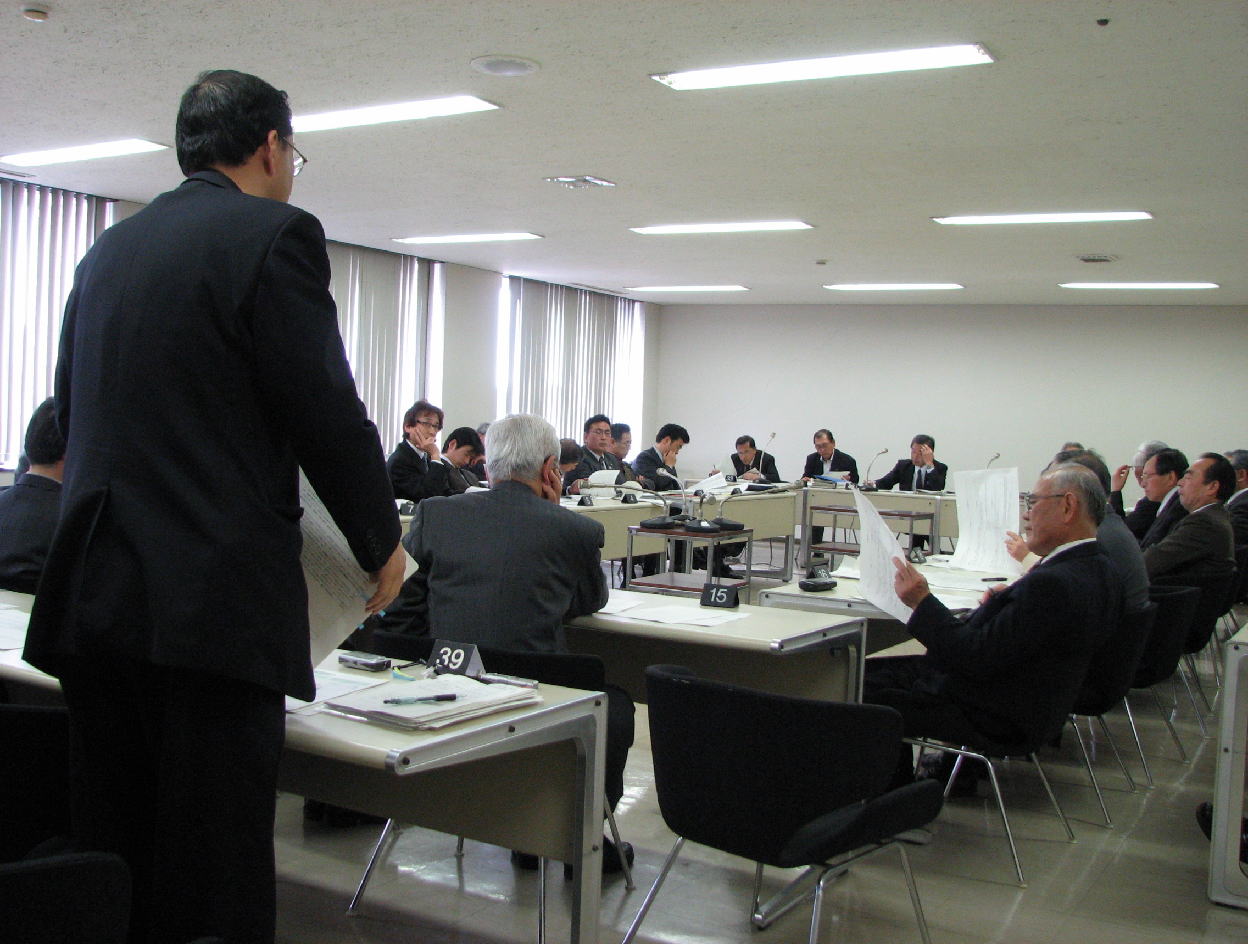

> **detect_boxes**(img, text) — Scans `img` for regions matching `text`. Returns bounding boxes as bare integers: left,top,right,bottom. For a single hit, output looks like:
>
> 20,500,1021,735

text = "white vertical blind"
325,242,435,452
0,179,113,466
500,277,645,438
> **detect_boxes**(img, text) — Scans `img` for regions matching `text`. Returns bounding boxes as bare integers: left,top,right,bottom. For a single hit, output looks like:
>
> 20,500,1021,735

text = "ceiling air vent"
1076,254,1119,263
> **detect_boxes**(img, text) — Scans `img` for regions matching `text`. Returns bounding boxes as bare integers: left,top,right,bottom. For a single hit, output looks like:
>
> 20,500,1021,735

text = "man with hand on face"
1135,447,1189,549
633,423,689,491
387,399,450,503
865,463,1122,791
869,434,947,551
1109,440,1168,540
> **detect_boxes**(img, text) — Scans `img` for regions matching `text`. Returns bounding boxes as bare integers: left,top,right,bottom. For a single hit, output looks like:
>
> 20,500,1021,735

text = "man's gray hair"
1044,462,1108,526
1224,449,1248,472
1131,440,1168,469
485,414,559,483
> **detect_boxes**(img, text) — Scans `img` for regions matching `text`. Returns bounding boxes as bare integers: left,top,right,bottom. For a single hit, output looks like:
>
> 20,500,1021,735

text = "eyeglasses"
289,141,307,177
1023,492,1069,510
415,419,443,432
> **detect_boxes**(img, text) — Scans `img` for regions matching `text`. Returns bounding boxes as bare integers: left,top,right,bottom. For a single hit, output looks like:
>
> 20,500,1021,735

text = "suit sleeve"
250,211,400,572
761,454,782,483
874,461,903,490
926,462,948,491
844,456,860,484
1110,490,1126,518
1143,514,1214,578
565,518,608,619
1231,500,1248,547
388,449,451,503
909,568,1076,679
802,453,820,478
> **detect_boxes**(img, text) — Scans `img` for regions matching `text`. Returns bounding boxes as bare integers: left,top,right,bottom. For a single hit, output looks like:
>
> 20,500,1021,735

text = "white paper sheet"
0,606,29,650
688,471,728,494
947,468,1026,576
285,668,389,712
851,488,913,622
597,594,641,615
299,472,375,668
609,605,748,627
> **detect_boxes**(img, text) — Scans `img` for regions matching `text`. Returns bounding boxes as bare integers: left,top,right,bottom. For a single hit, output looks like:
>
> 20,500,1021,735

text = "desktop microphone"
755,431,776,479
986,452,1001,468
863,448,889,484
630,485,687,529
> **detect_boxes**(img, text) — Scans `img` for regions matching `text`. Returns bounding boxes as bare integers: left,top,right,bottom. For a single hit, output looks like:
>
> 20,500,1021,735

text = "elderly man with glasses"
865,463,1123,793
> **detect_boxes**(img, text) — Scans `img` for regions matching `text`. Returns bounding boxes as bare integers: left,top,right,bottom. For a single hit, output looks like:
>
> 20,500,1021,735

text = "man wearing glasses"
386,399,456,503
865,463,1122,792
24,70,404,943
1136,448,1190,548
564,413,624,494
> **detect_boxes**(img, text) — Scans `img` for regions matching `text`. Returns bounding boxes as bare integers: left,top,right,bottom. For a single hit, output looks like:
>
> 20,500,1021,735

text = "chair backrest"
0,851,131,943
644,664,902,868
1133,586,1201,687
1152,569,1238,652
1074,601,1157,715
368,632,607,691
0,705,72,862
1233,544,1248,607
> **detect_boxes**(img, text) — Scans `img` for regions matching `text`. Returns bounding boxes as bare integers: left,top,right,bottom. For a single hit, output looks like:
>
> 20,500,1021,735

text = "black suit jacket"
801,450,858,483
908,541,1121,746
1139,492,1188,549
874,459,948,492
387,441,452,503
563,446,623,492
1111,491,1160,542
402,481,607,651
0,473,62,593
1143,502,1236,582
730,452,781,483
1225,490,1248,547
633,446,681,491
24,171,400,700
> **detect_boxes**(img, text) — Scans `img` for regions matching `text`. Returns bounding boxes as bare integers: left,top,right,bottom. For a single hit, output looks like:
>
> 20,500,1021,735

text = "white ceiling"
2,0,1245,306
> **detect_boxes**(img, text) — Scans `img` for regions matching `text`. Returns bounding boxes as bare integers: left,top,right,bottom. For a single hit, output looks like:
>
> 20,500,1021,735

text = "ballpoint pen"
383,694,458,705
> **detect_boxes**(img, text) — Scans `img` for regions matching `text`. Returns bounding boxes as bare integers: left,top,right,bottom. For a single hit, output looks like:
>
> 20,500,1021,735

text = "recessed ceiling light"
630,221,811,235
1059,282,1218,290
932,211,1152,225
293,95,497,133
393,232,542,245
825,283,963,291
651,43,992,91
626,285,748,292
0,138,167,167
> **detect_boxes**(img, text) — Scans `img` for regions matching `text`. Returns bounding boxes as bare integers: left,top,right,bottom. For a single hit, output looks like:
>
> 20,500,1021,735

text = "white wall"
651,303,1248,503
438,262,502,432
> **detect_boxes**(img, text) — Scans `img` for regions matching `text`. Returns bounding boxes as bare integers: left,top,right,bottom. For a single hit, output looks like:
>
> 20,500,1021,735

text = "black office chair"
350,634,634,938
1217,545,1248,641
1066,602,1158,820
1127,585,1202,770
1152,569,1237,731
622,665,943,944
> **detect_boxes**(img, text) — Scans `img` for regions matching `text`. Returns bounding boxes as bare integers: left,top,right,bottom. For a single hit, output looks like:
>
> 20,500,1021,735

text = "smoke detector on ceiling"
21,4,50,21
1076,253,1119,263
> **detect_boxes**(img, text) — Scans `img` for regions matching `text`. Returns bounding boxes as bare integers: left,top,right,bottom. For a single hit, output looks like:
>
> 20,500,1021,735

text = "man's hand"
892,556,930,608
661,446,680,468
741,469,761,481
413,425,441,462
365,543,407,614
1004,530,1028,562
1111,464,1130,492
540,464,564,504
979,582,1010,605
915,444,934,467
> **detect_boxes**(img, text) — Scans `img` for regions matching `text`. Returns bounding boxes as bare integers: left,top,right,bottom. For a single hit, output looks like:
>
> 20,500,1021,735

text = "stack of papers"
326,673,542,730
0,604,29,650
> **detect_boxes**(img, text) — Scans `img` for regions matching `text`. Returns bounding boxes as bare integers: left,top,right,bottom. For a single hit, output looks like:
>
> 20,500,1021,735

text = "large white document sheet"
948,468,1026,576
852,488,913,622
299,472,374,667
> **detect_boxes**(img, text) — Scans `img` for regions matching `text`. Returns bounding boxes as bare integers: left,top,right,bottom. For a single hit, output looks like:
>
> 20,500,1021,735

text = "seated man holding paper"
730,434,781,483
865,463,1122,791
402,413,635,872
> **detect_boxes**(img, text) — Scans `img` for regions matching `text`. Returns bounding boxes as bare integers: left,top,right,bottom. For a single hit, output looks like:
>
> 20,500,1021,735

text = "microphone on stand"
862,448,889,488
754,431,776,480
986,452,1001,468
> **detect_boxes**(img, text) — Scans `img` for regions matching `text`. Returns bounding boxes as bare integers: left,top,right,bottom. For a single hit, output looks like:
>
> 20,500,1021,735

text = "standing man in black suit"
866,463,1122,786
23,71,404,944
801,429,858,483
1136,448,1189,549
386,398,449,502
0,398,65,593
1144,453,1237,582
564,413,623,494
1221,449,1248,546
869,434,947,551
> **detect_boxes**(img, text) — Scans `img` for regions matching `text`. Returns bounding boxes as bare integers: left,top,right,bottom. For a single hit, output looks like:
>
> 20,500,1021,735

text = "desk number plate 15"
431,640,485,677
700,583,740,608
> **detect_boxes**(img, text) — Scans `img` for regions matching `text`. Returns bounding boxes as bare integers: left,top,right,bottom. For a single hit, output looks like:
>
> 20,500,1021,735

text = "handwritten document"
852,488,913,622
299,471,374,667
948,468,1025,576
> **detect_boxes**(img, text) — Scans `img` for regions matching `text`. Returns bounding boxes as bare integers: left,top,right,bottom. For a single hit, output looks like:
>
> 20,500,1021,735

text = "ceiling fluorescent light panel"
393,232,541,245
932,211,1152,225
0,138,167,167
293,95,497,133
630,221,811,235
626,285,748,292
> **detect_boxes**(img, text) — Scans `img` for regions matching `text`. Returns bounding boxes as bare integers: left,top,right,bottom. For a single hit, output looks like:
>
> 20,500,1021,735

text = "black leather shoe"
562,838,635,879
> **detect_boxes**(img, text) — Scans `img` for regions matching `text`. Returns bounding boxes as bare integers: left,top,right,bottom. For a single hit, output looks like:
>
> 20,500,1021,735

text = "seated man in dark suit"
437,426,485,494
1137,447,1189,549
801,429,857,548
1144,452,1237,582
386,399,447,503
0,398,65,593
633,423,689,491
564,413,623,495
402,413,634,871
1224,449,1248,547
1110,440,1168,540
730,434,781,483
866,463,1123,790
869,434,948,551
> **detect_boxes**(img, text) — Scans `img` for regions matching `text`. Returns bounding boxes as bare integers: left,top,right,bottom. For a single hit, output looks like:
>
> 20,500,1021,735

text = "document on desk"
947,468,1025,576
327,673,541,730
299,471,374,667
0,604,29,650
597,593,642,615
852,488,913,622
688,471,728,494
285,668,389,713
611,605,747,627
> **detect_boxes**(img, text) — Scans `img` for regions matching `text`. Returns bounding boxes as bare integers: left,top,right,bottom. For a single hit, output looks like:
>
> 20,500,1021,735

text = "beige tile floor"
274,617,1248,944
